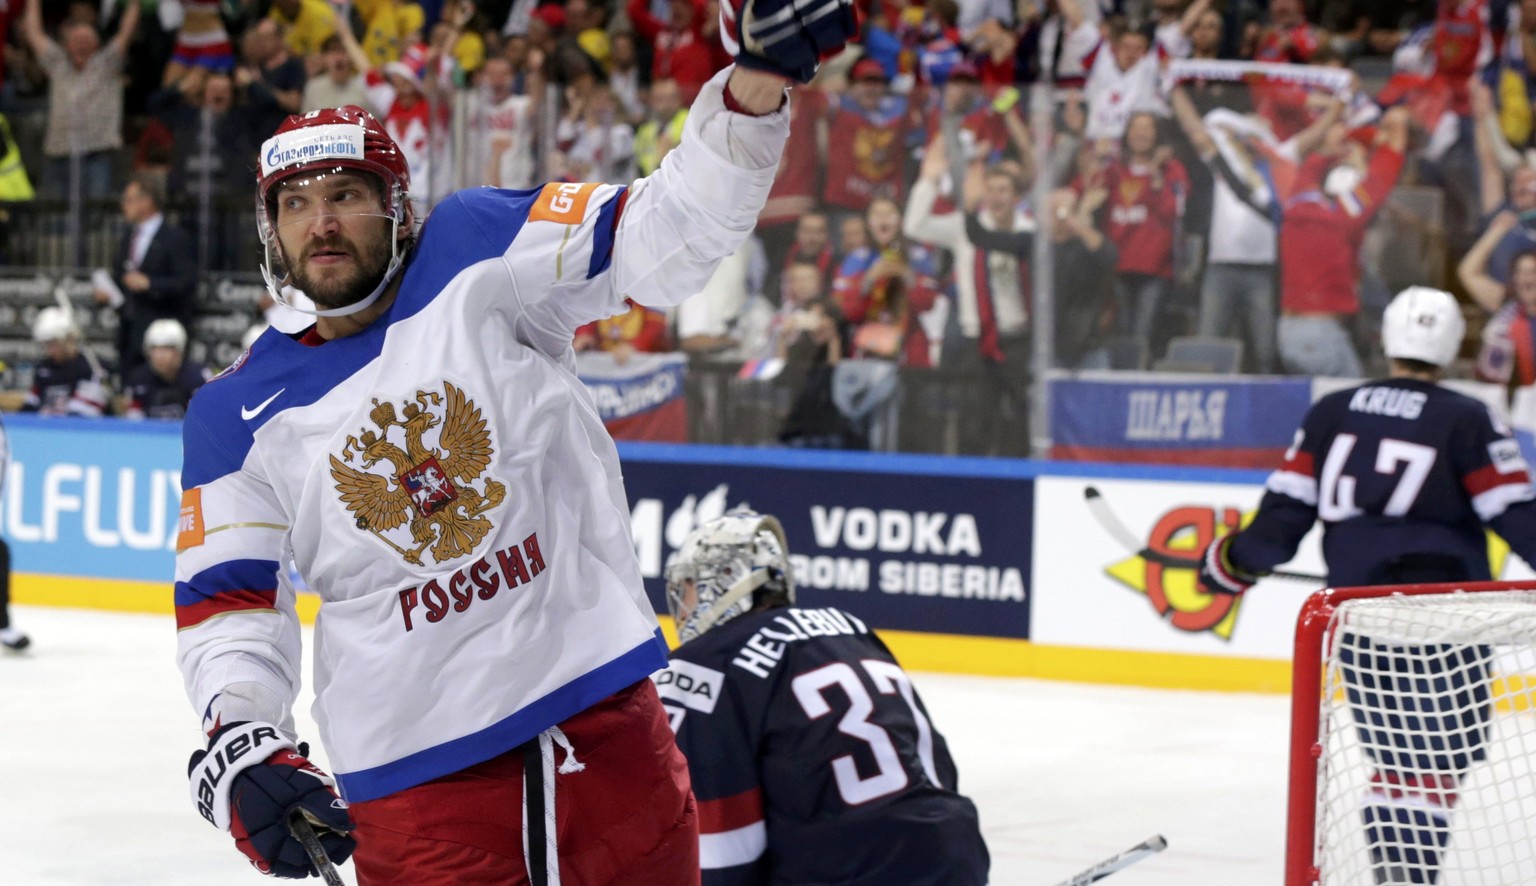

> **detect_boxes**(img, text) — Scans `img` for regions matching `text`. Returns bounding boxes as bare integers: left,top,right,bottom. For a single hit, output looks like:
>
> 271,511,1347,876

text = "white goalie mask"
666,509,796,644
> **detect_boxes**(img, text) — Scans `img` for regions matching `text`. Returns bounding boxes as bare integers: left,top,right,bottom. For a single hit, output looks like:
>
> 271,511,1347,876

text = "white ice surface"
0,606,1289,885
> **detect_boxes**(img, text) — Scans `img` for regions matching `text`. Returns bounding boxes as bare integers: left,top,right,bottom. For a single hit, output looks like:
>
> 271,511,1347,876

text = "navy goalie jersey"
1231,378,1536,585
656,606,989,886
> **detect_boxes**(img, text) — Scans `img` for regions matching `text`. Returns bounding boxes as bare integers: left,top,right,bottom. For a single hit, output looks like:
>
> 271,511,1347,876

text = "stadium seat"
1161,336,1244,374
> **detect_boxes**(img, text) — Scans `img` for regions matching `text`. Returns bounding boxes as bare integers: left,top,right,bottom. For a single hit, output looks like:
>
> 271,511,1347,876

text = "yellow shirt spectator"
362,2,426,67
268,0,338,58
453,29,486,76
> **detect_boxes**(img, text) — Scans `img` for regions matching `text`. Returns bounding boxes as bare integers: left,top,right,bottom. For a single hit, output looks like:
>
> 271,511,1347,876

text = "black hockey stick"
1083,486,1323,583
288,811,346,886
1052,834,1168,886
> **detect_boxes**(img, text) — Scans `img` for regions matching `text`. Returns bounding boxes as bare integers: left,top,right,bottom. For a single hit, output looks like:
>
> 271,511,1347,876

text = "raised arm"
19,0,52,58
107,0,141,58
903,136,964,247
1290,94,1345,159
1179,0,1214,34
1473,80,1509,216
1169,85,1214,158
332,10,375,78
1458,211,1518,313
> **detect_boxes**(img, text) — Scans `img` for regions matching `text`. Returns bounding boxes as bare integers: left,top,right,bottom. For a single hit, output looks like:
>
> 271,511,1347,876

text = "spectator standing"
1248,0,1322,63
1460,213,1536,387
555,83,637,184
238,19,308,138
1171,87,1281,373
1472,81,1536,283
20,0,139,199
1101,111,1188,352
358,0,427,67
148,68,260,201
95,174,197,379
625,0,719,102
634,78,687,177
121,319,212,420
163,0,236,84
1276,108,1409,377
965,185,1118,369
335,12,442,205
607,31,647,125
22,307,107,417
302,35,372,113
1066,0,1168,146
904,140,1030,455
824,58,917,217
463,53,541,188
267,0,340,60
833,196,940,450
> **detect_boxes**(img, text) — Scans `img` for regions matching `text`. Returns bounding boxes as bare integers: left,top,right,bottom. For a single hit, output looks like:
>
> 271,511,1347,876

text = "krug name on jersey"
329,381,506,567
1348,385,1428,419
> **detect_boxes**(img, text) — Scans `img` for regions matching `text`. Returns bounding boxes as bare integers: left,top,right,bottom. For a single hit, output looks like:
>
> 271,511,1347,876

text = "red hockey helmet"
254,106,413,318
256,105,410,226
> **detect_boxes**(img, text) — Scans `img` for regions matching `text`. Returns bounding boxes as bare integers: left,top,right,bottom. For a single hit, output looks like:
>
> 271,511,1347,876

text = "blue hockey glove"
1198,534,1265,596
719,0,861,83
188,721,356,878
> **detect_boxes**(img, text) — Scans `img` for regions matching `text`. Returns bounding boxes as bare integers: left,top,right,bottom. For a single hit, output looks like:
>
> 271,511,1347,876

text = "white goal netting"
1307,591,1536,885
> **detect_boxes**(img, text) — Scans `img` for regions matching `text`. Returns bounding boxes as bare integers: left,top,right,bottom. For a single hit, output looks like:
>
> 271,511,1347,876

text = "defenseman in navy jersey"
1199,286,1536,885
659,509,989,886
174,1,862,880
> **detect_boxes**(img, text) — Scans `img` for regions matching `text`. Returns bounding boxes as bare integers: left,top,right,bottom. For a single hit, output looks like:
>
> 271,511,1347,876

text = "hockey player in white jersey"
176,2,860,881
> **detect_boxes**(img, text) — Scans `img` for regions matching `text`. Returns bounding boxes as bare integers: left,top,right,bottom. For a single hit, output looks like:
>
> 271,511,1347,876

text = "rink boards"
7,414,1536,693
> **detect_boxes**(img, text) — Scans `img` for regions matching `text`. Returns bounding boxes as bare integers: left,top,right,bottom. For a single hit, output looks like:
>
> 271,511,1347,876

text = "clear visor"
267,167,394,234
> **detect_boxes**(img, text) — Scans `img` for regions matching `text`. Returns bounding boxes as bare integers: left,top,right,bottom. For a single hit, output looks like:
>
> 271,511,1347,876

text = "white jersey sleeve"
175,416,303,736
492,66,787,356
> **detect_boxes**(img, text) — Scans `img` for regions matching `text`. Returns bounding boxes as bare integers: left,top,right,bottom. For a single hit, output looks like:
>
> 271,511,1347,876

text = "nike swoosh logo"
241,388,286,421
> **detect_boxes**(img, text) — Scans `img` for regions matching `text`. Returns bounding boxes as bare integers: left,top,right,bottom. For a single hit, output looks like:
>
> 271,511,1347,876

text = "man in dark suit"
93,173,197,378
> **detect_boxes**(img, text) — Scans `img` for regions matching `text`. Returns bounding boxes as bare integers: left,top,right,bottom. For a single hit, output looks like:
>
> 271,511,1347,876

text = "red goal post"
1286,581,1536,886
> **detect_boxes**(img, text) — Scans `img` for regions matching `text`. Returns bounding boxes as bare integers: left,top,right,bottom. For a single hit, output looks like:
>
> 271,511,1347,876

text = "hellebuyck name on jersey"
727,607,871,678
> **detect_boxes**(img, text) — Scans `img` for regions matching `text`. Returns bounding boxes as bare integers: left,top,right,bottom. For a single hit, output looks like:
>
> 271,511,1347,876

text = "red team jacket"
1279,147,1404,315
1102,157,1188,279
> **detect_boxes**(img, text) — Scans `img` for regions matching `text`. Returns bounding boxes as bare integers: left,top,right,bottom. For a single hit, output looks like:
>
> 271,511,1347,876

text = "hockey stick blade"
287,811,346,886
1053,834,1169,886
1082,486,1322,583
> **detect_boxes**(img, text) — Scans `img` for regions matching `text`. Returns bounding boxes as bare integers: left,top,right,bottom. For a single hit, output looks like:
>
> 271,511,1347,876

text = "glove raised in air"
188,721,356,878
719,0,861,83
1198,534,1266,596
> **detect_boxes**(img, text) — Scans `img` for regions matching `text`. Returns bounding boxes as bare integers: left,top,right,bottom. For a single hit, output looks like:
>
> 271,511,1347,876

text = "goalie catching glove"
719,0,860,83
1198,534,1266,596
188,721,356,878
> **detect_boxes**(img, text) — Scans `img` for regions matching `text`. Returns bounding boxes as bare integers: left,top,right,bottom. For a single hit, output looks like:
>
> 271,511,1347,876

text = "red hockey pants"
348,679,700,885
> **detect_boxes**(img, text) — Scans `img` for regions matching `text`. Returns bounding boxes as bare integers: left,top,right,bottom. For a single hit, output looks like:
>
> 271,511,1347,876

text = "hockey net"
1287,582,1536,885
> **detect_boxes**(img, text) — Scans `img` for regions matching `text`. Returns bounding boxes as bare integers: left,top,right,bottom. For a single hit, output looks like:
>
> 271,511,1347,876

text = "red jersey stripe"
698,786,765,835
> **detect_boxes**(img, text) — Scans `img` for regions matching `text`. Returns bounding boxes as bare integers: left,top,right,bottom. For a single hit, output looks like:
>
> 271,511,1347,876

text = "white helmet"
665,508,795,644
143,318,187,352
1382,286,1465,368
32,306,78,343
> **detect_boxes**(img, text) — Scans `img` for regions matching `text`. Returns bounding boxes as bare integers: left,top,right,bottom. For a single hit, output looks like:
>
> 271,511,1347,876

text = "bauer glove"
188,721,356,878
1198,534,1265,596
719,0,861,83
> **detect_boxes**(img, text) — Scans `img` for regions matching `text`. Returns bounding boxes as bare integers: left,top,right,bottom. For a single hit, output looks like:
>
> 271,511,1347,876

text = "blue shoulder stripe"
587,186,629,279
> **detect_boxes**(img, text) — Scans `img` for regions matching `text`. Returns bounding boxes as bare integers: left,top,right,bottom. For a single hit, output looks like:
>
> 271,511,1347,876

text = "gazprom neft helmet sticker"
260,123,366,178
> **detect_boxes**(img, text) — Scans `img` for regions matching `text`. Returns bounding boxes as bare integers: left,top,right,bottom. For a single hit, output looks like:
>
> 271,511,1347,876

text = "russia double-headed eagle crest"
329,382,506,566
